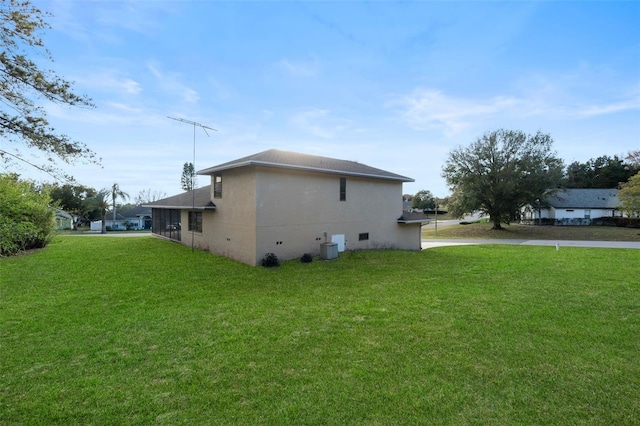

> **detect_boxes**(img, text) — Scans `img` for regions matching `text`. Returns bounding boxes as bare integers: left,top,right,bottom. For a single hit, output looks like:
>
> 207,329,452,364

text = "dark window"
152,208,182,241
214,173,222,198
339,177,346,201
188,211,202,232
359,232,369,241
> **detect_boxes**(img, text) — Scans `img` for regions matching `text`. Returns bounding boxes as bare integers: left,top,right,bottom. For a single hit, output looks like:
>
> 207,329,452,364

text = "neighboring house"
89,205,152,231
522,188,622,225
54,209,73,230
146,149,423,266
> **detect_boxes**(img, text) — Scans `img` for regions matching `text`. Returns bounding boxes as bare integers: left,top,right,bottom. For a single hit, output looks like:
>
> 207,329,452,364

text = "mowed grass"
423,221,640,241
1,237,639,424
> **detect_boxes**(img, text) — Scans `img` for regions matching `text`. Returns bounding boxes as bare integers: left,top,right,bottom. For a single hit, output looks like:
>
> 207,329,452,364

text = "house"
54,209,73,230
89,205,152,231
522,188,622,225
146,149,422,265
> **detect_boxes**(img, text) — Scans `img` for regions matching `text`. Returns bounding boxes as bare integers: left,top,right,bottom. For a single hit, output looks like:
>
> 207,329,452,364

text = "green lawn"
423,221,640,241
2,237,639,424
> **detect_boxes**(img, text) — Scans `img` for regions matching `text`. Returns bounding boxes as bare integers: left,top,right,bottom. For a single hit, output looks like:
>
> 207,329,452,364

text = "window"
584,209,591,219
188,211,202,232
214,173,222,198
339,177,346,201
359,232,369,241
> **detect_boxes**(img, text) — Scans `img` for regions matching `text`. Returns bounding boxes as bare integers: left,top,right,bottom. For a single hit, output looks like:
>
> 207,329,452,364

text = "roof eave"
198,160,414,182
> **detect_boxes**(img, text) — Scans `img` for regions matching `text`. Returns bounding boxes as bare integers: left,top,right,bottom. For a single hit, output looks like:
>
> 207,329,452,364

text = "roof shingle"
544,189,620,209
197,149,413,182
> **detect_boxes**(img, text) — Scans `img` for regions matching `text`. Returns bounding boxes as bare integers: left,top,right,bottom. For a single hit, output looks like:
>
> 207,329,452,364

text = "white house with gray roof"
146,149,423,265
522,188,622,225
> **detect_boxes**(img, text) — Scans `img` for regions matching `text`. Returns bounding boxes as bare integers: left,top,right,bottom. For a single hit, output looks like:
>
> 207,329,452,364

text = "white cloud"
392,89,520,135
290,108,352,139
392,83,640,136
571,99,639,118
74,71,142,96
147,63,200,104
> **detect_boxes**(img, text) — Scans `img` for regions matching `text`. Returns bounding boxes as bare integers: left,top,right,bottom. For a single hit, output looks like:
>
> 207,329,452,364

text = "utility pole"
167,116,216,251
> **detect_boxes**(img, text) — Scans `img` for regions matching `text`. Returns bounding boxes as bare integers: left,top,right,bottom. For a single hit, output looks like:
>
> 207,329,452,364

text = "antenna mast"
168,116,217,251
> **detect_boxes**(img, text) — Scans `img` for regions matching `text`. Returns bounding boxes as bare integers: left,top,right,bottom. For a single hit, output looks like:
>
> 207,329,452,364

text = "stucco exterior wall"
549,207,615,220
184,169,259,265
179,165,418,266
252,167,416,264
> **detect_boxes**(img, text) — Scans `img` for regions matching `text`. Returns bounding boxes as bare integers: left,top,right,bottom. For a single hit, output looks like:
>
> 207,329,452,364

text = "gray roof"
544,189,620,209
143,186,216,210
197,149,414,182
397,210,428,224
119,205,152,218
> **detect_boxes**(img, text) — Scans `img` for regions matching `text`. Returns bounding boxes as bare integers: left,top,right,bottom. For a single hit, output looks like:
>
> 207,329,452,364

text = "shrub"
261,252,280,268
300,253,313,263
0,174,54,256
610,217,640,228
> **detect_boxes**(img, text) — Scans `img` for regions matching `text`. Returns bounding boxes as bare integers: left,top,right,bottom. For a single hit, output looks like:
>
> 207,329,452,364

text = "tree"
181,162,196,192
134,188,167,205
442,129,564,230
618,171,640,217
411,189,435,211
625,150,640,171
110,183,129,221
85,189,111,234
45,182,96,228
1,0,98,180
0,173,54,256
563,155,635,189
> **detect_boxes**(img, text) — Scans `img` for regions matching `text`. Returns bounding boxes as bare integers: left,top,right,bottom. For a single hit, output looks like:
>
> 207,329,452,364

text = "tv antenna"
168,116,217,251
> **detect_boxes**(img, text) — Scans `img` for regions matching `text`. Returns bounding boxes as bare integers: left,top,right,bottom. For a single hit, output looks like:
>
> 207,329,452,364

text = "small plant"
300,253,313,263
261,252,280,268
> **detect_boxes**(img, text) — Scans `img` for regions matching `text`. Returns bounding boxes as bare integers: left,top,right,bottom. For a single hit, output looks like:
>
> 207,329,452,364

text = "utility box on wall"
320,242,338,260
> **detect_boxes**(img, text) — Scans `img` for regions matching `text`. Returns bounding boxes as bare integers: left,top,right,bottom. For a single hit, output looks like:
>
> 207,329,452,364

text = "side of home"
146,149,421,265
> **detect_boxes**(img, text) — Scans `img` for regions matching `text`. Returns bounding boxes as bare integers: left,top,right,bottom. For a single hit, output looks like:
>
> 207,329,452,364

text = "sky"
8,0,640,200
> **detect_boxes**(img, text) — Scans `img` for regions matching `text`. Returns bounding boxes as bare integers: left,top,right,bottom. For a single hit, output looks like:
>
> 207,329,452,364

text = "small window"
188,211,202,233
566,209,574,212
584,209,591,219
214,174,222,199
339,177,346,201
359,232,369,241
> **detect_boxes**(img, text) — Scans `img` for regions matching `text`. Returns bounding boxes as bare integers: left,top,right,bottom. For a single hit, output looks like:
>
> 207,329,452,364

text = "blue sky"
15,0,640,199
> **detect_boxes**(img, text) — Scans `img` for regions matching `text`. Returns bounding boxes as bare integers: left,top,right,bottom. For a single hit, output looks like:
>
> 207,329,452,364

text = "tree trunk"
101,216,107,234
491,220,503,230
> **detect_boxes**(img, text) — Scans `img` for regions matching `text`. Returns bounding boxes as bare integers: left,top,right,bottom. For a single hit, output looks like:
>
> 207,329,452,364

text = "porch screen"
152,208,182,241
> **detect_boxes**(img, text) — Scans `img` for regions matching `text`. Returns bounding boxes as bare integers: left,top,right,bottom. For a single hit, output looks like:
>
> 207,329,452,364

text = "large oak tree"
1,0,98,180
442,129,564,230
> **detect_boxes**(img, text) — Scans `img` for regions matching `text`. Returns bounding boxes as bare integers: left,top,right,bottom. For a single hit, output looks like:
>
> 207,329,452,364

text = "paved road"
422,239,640,250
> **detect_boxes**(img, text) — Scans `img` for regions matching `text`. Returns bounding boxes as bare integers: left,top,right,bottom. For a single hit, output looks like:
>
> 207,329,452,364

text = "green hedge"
0,174,55,256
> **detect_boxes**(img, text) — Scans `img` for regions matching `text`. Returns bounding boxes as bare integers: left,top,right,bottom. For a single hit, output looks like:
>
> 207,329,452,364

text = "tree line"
410,130,639,230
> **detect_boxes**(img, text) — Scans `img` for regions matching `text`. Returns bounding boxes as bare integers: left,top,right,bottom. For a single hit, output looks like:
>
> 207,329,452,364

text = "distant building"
522,188,622,225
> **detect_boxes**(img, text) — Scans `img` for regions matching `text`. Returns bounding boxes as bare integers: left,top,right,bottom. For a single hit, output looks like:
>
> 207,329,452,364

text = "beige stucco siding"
180,165,419,266
183,169,259,265
253,166,415,263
